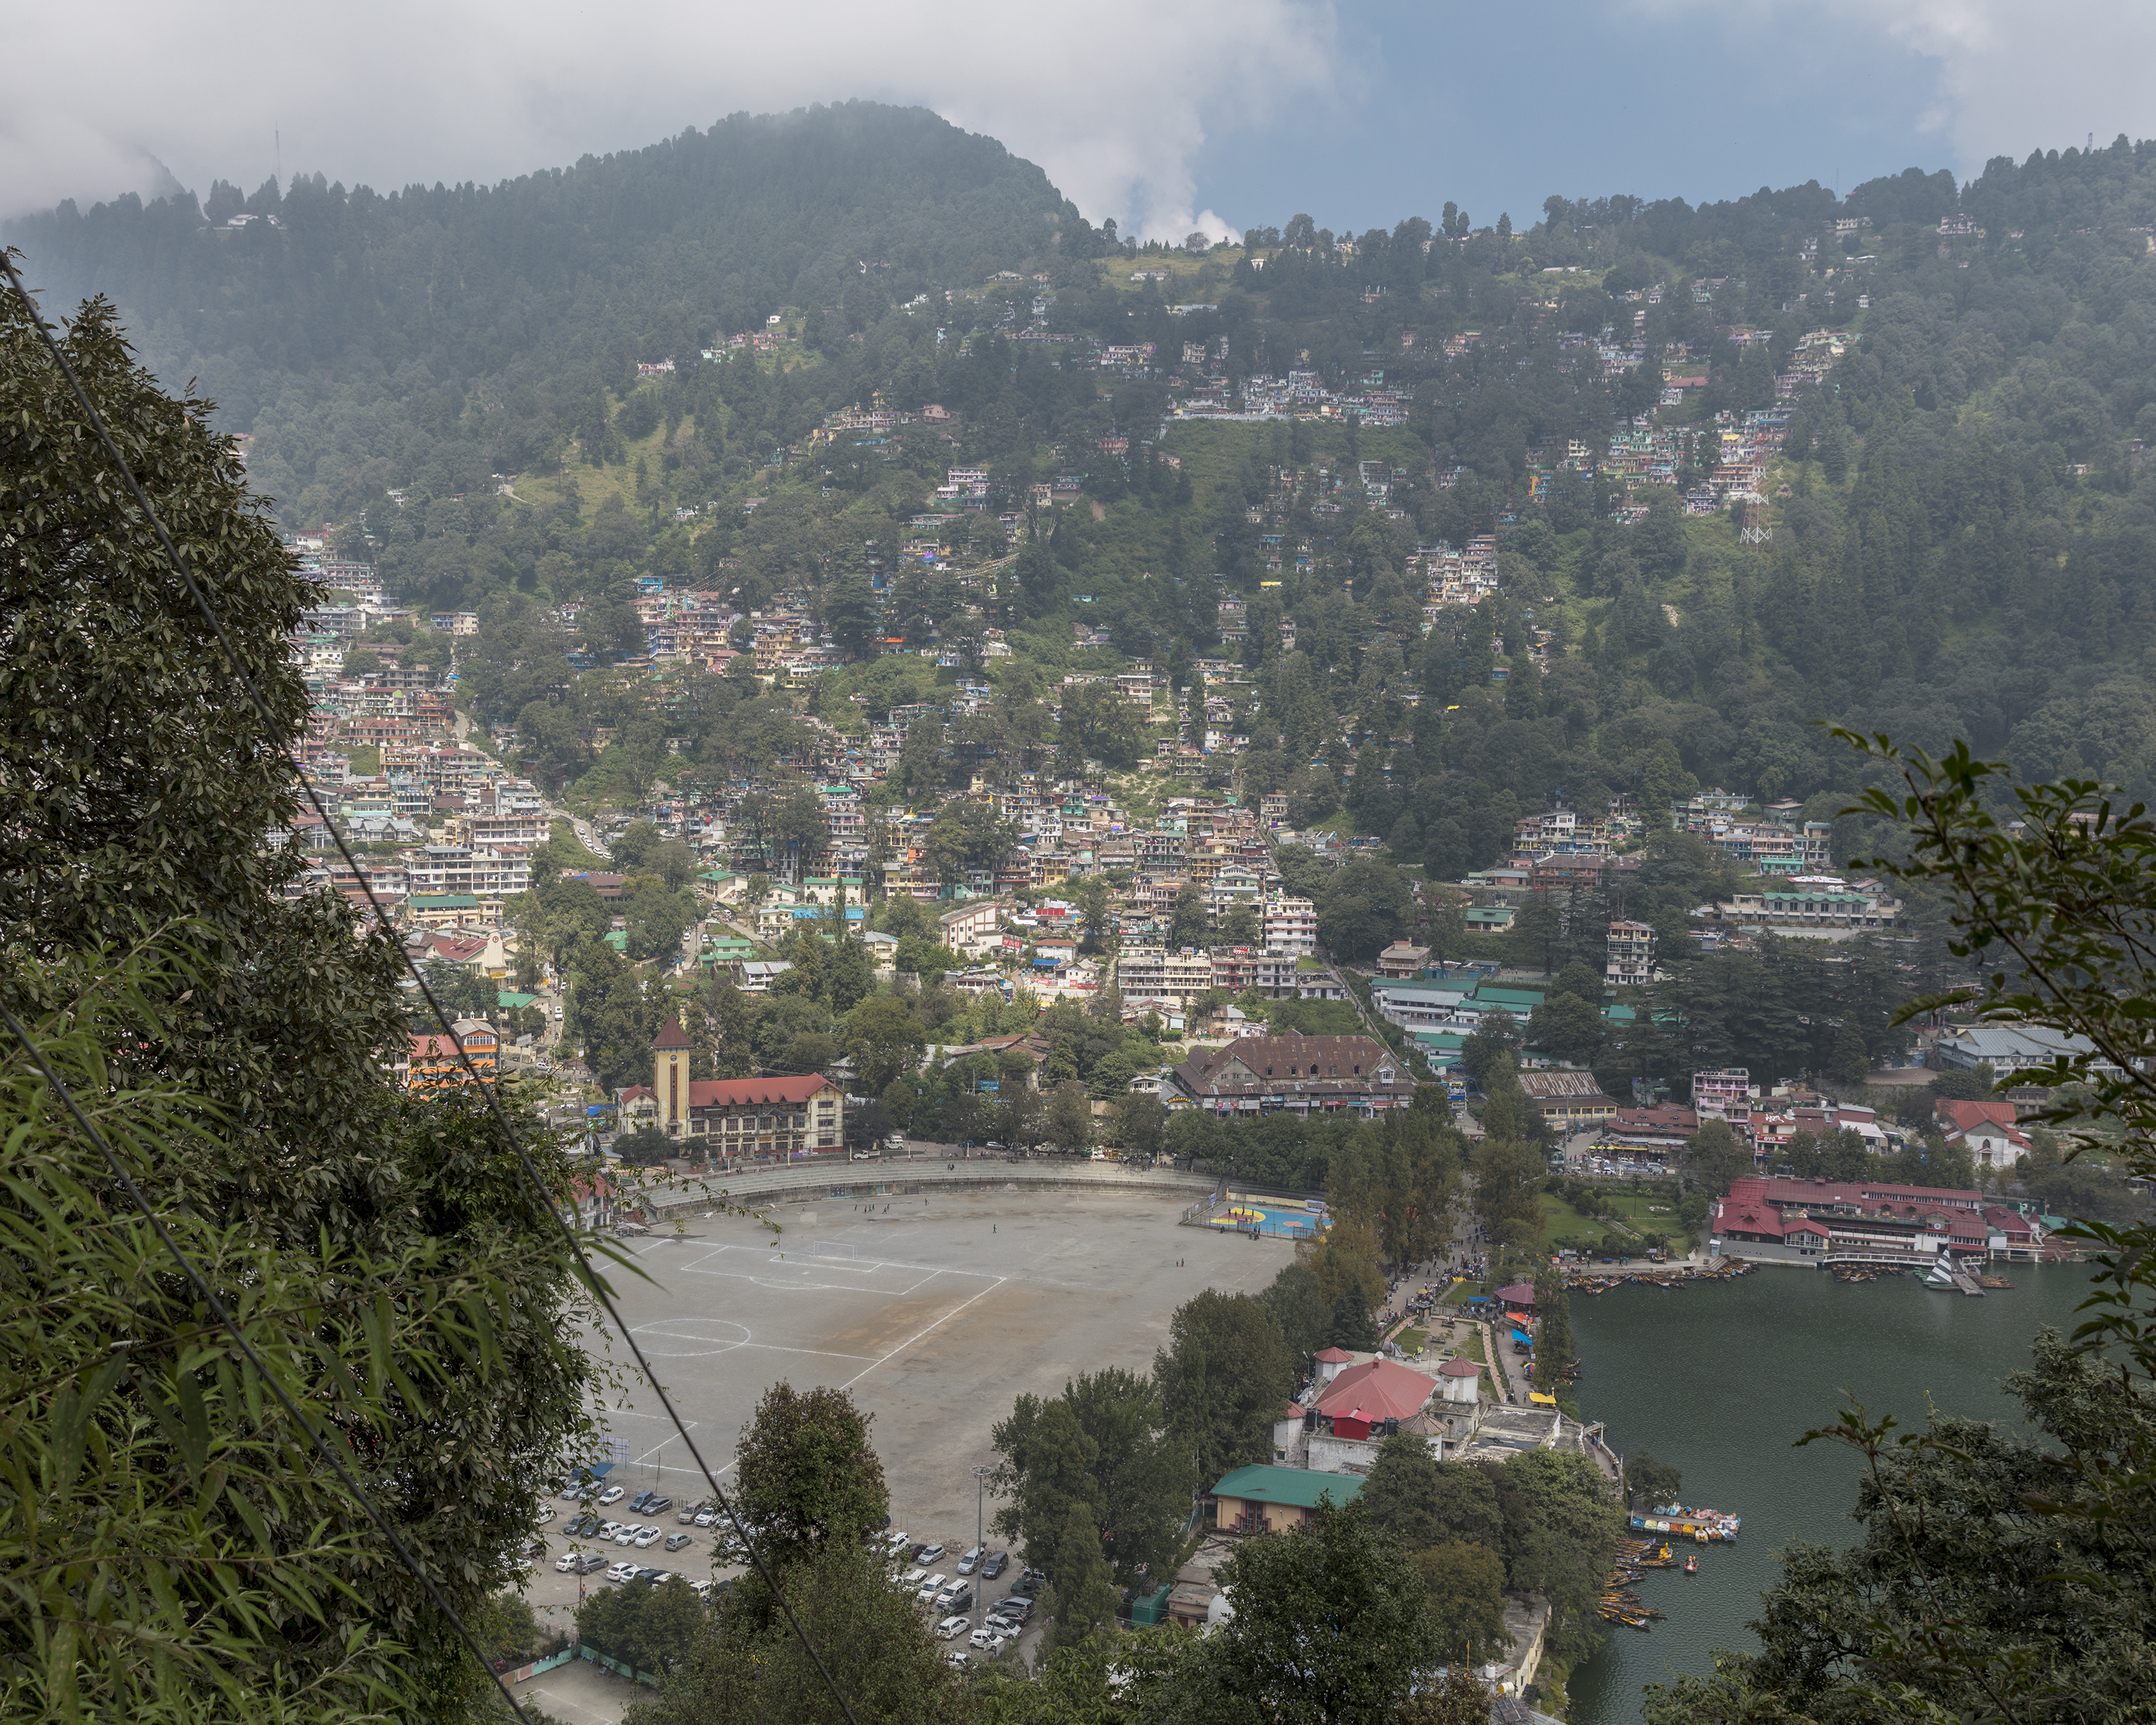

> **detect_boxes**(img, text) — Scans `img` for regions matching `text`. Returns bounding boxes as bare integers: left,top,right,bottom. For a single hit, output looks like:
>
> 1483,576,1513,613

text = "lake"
1563,1259,2099,1724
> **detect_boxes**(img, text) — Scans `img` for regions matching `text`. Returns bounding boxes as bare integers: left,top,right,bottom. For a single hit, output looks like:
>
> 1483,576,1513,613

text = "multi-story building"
1606,920,1656,985
648,1019,844,1155
1692,1068,1752,1120
1207,947,1301,999
404,1018,498,1091
1263,896,1318,956
1709,1175,1995,1265
1716,878,1900,932
403,847,531,903
1169,1034,1416,1118
1117,945,1215,1005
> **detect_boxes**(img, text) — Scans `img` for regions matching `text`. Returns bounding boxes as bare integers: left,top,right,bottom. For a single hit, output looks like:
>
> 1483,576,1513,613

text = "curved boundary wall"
628,1159,1320,1223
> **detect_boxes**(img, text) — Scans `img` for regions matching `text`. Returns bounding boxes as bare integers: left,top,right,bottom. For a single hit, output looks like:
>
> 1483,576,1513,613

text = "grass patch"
547,818,608,872
1437,1279,1477,1305
1460,1328,1486,1365
1396,1327,1428,1353
1537,1190,1603,1243
344,745,381,776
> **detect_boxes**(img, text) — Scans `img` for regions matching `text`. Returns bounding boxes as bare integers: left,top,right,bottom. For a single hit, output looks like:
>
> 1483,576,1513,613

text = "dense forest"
17,113,2156,832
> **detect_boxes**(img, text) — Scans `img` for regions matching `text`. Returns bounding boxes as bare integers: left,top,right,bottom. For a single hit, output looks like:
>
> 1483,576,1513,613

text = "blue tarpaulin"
1511,1328,1534,1346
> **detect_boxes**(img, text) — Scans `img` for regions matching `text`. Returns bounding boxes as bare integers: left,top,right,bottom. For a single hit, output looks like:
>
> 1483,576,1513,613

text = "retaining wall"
630,1158,1262,1222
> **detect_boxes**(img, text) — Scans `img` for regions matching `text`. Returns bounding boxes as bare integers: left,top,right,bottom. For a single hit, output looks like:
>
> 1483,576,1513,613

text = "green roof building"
1210,1464,1362,1534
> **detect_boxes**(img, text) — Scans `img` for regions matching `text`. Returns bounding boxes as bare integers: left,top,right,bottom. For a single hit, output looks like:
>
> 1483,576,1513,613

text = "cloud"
1634,0,2156,179
1853,0,2156,168
0,0,1335,236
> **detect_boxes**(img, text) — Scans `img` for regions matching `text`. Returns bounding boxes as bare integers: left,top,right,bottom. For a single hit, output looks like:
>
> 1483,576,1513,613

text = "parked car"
899,1566,928,1588
914,1543,946,1564
994,1594,1035,1622
635,1568,669,1586
937,1585,974,1614
694,1508,720,1529
956,1545,985,1576
576,1552,609,1574
1013,1568,1048,1594
554,1550,584,1573
664,1532,693,1552
597,1484,625,1505
633,1526,663,1548
883,1530,911,1552
628,1491,657,1514
604,1561,638,1583
944,1650,969,1670
532,1505,556,1526
645,1495,673,1515
935,1615,970,1641
678,1500,708,1524
614,1525,642,1546
980,1551,1009,1581
914,1573,948,1601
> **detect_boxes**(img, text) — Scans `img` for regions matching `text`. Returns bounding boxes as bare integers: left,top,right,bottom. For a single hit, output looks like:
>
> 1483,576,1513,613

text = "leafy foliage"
0,293,602,1721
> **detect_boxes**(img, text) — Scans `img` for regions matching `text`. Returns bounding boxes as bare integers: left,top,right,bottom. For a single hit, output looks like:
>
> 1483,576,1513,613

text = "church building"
648,1018,846,1157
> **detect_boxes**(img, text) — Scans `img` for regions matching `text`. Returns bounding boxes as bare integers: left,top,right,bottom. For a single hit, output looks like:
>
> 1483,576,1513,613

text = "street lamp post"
972,1464,991,1630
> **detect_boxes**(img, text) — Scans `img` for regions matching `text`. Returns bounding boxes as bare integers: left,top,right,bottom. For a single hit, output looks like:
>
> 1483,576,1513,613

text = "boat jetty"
1628,1502,1741,1542
1567,1259,1756,1296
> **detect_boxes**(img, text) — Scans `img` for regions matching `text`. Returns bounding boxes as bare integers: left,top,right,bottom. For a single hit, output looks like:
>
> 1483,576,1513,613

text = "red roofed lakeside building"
1710,1174,2036,1265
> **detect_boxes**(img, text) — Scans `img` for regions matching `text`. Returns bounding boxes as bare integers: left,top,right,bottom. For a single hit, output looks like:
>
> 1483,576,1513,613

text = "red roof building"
646,1020,847,1155
1711,1175,1991,1262
1495,1283,1538,1312
1314,1358,1439,1424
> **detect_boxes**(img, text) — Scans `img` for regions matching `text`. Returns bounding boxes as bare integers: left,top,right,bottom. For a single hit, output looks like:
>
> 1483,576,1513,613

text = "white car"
969,1626,1006,1652
956,1545,985,1575
597,1520,625,1541
597,1485,625,1506
614,1524,641,1546
533,1506,557,1527
899,1566,928,1588
884,1530,911,1552
605,1561,638,1583
936,1615,970,1640
695,1509,719,1529
915,1543,946,1564
944,1650,969,1669
915,1573,948,1601
633,1526,662,1548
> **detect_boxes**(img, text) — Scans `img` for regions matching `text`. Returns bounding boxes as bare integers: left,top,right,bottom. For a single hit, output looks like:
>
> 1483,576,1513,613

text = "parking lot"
520,1184,1282,1656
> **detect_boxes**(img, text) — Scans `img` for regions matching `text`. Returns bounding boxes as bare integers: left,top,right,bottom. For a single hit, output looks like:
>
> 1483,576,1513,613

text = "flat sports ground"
589,1184,1286,1549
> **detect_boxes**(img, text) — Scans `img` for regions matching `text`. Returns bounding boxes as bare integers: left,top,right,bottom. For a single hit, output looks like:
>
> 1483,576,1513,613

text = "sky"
4,0,2154,239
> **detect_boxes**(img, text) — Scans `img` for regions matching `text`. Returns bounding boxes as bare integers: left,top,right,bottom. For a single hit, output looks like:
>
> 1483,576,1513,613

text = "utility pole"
972,1463,991,1630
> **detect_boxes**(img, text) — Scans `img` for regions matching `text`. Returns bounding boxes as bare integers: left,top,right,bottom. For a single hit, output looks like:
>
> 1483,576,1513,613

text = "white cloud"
1635,0,2156,178
1856,0,2156,169
0,0,1336,235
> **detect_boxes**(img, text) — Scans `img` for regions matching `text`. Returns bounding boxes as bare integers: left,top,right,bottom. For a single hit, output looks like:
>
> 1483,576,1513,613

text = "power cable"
1,250,864,1725
0,1000,536,1725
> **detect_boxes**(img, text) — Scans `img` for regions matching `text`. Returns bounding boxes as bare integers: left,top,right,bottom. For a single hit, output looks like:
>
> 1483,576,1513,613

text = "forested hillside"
17,119,2156,827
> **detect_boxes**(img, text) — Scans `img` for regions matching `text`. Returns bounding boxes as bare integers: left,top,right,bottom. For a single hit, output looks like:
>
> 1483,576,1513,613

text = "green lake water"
1563,1259,2100,1724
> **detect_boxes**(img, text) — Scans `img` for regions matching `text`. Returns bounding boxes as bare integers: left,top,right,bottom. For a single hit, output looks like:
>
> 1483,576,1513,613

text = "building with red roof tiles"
1710,1174,1994,1264
1933,1099,2030,1174
1314,1357,1439,1425
402,1018,497,1091
647,1020,845,1157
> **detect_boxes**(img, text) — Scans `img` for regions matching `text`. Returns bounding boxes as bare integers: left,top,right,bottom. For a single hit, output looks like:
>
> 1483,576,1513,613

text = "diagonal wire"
1,249,865,1725
0,999,537,1725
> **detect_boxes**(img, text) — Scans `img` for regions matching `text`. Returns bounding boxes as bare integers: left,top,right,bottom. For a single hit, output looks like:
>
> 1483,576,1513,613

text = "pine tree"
1325,1284,1380,1352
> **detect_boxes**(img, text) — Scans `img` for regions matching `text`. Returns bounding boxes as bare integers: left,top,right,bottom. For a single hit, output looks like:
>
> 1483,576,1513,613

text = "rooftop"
1210,1466,1365,1510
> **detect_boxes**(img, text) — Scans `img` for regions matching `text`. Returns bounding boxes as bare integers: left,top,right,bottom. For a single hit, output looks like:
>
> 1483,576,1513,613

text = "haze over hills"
15,107,2156,837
